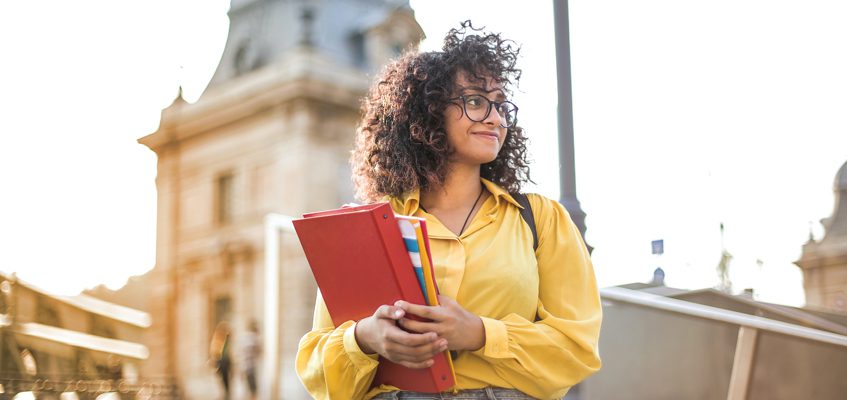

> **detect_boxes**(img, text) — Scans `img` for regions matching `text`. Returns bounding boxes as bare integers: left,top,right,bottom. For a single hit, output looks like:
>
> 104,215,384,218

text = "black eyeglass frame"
449,95,519,128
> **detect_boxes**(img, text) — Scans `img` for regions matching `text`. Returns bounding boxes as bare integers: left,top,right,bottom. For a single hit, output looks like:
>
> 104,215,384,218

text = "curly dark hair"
351,20,532,202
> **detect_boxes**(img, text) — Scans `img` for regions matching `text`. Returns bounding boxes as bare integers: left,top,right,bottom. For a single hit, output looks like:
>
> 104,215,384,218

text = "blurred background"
1,0,846,399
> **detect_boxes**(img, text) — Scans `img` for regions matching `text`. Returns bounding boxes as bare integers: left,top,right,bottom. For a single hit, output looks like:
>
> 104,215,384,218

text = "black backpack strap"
513,193,538,252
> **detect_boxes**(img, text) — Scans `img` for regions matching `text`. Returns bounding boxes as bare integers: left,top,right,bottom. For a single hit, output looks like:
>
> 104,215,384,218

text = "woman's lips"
472,131,500,141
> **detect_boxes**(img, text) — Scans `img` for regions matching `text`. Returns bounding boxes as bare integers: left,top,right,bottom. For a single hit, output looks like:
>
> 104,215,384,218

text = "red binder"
293,202,455,392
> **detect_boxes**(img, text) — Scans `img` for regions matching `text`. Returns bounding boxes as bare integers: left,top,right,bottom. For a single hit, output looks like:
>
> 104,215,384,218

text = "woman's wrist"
468,315,486,351
354,317,377,355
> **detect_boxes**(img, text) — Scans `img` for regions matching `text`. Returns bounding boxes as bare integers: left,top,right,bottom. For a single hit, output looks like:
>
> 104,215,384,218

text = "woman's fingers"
384,336,448,363
385,342,445,362
394,296,484,352
367,315,442,360
397,358,435,369
374,304,405,320
394,300,440,320
385,327,437,347
397,318,439,335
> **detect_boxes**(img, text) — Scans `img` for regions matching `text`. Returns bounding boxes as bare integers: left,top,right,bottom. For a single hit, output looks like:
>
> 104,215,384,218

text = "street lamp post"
553,0,592,253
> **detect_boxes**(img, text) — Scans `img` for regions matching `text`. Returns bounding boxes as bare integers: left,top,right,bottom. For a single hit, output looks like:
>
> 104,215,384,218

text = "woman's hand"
354,305,448,369
395,295,485,352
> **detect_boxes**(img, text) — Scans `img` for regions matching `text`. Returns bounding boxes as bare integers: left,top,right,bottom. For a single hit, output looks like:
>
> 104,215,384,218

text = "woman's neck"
420,164,484,213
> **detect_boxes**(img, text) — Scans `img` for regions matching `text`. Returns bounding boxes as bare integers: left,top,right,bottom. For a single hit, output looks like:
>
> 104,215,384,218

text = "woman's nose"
483,104,503,126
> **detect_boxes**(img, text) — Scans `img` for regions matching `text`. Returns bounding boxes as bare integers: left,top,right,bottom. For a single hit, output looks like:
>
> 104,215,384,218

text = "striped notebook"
396,216,434,303
395,215,456,382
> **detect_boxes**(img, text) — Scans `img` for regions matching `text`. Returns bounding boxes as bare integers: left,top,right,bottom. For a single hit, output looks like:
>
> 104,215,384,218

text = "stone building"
137,1,423,398
0,272,158,398
796,160,847,314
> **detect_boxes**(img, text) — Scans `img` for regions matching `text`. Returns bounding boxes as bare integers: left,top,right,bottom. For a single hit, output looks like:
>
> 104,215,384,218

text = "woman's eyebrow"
458,86,507,99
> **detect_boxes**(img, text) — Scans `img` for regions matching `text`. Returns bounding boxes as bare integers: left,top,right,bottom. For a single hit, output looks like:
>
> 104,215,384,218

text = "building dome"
822,159,847,240
836,160,847,192
796,158,847,314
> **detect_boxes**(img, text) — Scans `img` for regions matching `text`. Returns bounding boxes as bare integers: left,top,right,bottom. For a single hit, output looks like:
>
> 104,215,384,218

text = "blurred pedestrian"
209,321,232,400
241,320,262,400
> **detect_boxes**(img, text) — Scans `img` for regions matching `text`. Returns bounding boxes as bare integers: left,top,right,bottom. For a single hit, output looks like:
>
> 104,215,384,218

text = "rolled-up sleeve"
295,292,380,399
469,195,602,399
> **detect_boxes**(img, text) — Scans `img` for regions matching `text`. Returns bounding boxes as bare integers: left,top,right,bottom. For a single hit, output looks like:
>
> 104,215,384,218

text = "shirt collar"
481,178,523,210
389,190,421,216
391,178,523,216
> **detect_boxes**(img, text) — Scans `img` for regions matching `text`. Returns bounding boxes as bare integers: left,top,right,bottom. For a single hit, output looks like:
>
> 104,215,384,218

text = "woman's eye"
466,96,484,108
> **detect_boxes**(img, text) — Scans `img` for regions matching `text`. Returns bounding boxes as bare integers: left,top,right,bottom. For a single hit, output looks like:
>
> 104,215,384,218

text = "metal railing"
600,286,847,400
0,377,179,399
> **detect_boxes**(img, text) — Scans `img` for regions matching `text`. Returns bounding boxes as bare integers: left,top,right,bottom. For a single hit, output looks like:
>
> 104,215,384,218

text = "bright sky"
2,1,845,307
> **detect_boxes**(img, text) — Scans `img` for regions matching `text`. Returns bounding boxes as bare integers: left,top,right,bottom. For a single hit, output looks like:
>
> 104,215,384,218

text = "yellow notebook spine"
413,220,457,389
414,223,438,307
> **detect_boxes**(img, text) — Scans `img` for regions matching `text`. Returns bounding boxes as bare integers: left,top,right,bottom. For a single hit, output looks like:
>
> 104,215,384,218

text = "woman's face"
443,71,508,167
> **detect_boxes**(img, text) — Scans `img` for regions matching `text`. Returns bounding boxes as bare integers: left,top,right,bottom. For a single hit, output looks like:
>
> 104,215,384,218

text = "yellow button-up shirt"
296,179,602,399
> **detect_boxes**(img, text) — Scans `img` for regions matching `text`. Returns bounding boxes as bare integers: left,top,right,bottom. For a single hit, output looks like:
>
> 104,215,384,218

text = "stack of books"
293,202,456,392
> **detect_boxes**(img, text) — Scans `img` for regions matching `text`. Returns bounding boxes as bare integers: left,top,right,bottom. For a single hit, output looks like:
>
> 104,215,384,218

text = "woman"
296,21,602,399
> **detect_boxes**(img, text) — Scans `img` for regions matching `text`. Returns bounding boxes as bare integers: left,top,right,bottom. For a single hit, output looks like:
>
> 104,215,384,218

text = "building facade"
138,1,423,398
797,160,847,314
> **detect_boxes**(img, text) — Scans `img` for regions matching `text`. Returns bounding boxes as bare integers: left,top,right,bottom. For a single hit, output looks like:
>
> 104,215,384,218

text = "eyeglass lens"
462,95,517,127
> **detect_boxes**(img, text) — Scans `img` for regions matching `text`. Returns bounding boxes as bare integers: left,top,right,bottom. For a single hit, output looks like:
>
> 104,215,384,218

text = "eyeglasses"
450,94,519,128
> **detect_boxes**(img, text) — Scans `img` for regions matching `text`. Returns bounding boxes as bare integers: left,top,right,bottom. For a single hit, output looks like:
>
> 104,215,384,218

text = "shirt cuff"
470,316,511,359
342,321,380,368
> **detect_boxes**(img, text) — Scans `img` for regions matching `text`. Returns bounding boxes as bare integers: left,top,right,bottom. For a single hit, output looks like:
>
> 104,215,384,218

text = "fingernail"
394,310,403,318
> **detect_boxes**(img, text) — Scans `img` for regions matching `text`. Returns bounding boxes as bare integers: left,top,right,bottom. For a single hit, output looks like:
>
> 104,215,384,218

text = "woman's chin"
450,150,501,167
474,155,500,166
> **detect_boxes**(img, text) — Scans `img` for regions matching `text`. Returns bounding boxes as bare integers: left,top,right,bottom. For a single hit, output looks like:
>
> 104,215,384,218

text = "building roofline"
140,48,369,153
1,271,151,328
